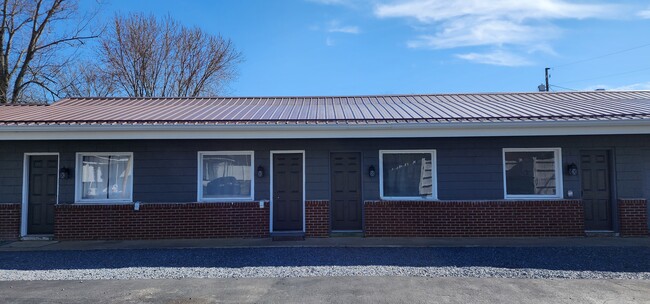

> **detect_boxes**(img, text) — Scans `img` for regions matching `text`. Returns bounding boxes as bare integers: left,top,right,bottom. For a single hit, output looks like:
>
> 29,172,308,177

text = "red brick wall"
0,204,21,240
364,200,585,237
618,199,649,236
54,202,270,240
306,200,330,237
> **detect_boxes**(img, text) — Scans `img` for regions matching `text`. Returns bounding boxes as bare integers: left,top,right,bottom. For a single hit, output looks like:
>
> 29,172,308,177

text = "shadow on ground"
1,247,649,272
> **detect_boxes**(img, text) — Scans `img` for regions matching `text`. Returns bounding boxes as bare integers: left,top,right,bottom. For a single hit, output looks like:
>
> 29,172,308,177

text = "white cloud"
456,50,533,67
314,20,359,46
406,18,557,49
327,20,361,34
376,0,616,49
525,43,558,56
585,82,650,91
375,0,615,23
329,26,360,34
373,0,620,65
638,8,650,19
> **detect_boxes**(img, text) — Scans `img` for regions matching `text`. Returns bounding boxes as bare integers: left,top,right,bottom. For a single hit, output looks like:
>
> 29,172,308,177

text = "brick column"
618,199,649,236
306,200,330,237
0,204,21,240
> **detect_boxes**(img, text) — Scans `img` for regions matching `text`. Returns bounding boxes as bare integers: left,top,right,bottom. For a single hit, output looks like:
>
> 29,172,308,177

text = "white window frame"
502,148,563,200
197,151,255,202
75,152,134,204
379,149,438,201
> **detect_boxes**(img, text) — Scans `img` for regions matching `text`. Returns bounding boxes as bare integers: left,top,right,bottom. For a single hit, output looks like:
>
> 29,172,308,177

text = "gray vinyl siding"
644,151,650,199
306,149,329,200
0,135,649,227
0,150,22,203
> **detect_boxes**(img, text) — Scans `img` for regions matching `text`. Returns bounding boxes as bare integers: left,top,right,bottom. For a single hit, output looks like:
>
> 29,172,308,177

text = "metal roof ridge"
51,90,650,101
4,112,649,124
0,103,50,106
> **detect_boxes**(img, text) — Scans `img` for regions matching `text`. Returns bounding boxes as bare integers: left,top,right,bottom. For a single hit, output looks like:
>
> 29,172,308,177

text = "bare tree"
57,60,116,97
90,13,242,98
0,0,98,104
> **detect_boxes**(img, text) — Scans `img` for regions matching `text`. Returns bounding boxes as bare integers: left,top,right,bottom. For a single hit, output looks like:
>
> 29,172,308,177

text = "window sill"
73,201,133,205
380,197,439,201
504,196,564,200
198,199,256,203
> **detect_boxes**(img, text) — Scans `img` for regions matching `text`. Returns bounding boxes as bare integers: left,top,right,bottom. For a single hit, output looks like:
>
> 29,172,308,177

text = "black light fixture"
59,167,71,180
368,165,376,177
567,163,578,176
257,165,265,178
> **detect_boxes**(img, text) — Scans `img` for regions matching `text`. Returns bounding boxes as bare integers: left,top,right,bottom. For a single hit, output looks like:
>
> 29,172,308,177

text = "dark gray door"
273,153,303,231
330,152,362,231
28,155,57,234
581,150,612,230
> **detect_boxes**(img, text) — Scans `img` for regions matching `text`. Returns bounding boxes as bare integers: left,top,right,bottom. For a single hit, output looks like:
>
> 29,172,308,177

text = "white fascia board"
1,120,650,140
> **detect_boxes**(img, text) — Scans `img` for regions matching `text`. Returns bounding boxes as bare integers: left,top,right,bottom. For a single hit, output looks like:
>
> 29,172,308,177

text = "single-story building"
0,91,649,240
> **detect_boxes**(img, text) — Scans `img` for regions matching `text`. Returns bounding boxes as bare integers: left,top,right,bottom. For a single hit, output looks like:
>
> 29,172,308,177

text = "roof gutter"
1,119,650,140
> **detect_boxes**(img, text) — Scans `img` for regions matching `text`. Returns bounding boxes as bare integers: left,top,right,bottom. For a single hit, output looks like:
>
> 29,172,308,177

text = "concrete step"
271,232,305,241
21,235,54,241
585,231,618,237
330,231,364,237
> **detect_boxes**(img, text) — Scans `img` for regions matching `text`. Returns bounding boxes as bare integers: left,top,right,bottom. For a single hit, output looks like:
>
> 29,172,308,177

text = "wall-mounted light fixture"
368,165,376,177
567,163,578,176
257,165,265,178
59,167,70,180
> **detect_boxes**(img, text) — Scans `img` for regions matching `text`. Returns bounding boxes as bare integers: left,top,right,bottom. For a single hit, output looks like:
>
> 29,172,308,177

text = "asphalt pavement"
2,236,650,251
2,276,649,304
2,246,650,272
2,238,649,303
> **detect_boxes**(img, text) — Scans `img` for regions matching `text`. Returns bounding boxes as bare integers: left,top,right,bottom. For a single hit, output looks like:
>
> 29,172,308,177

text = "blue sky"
83,0,650,96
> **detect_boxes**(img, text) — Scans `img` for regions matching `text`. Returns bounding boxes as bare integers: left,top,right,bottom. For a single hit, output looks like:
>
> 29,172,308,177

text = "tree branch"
35,34,98,51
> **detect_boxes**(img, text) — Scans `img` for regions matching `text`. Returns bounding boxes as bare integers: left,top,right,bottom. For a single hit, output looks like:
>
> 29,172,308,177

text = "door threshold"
21,235,54,241
330,231,364,237
270,231,305,241
585,230,618,237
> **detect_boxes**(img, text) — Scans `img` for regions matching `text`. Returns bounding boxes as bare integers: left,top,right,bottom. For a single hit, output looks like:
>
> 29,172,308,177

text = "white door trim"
269,150,306,233
21,153,60,237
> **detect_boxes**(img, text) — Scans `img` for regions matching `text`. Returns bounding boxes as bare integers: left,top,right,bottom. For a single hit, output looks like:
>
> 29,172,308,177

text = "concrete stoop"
271,232,305,241
585,231,619,237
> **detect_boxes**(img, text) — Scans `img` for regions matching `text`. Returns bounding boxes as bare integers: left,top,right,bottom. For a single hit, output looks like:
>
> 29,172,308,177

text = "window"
503,148,563,199
198,151,254,201
379,150,437,200
76,153,133,203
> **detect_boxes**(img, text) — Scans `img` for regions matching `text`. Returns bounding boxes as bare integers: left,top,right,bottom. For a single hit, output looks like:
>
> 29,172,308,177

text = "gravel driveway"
1,246,649,281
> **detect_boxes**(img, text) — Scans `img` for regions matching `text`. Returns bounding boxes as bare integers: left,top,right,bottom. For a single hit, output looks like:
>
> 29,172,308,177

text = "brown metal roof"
2,91,650,126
